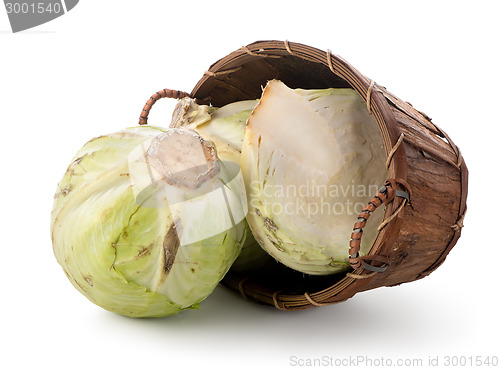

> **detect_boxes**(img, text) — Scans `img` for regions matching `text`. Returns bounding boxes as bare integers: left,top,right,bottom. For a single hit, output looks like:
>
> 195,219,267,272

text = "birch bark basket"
187,40,468,310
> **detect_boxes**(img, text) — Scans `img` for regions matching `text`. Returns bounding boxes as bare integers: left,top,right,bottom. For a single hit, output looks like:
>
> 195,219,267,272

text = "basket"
139,40,468,310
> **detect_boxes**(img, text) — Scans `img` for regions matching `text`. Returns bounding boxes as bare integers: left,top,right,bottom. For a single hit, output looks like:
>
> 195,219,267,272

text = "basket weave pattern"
184,40,469,310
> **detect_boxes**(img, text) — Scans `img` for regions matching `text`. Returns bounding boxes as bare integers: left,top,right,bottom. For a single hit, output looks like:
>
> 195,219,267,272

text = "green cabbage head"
51,126,248,317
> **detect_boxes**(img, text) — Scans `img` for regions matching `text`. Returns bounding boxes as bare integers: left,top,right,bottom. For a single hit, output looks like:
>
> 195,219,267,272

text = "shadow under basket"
147,40,469,310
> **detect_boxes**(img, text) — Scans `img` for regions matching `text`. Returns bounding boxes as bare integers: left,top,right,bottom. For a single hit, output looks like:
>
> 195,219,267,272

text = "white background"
1,1,498,369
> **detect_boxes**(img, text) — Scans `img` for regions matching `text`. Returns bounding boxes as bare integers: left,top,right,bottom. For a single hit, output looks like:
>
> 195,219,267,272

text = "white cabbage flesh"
51,126,247,317
241,80,388,275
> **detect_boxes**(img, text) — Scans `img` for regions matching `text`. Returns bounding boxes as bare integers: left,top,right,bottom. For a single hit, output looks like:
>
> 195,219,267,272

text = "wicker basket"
139,40,468,310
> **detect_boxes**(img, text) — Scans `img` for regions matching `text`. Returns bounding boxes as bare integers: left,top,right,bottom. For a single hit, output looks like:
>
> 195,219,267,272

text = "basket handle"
349,179,411,272
138,88,191,125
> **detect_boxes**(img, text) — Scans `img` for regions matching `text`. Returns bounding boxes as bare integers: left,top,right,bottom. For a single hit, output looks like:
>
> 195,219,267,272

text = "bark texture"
190,40,468,310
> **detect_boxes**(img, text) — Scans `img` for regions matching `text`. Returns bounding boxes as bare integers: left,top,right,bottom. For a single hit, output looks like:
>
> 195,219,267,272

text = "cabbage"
241,80,388,275
51,126,248,317
171,97,258,163
170,98,271,273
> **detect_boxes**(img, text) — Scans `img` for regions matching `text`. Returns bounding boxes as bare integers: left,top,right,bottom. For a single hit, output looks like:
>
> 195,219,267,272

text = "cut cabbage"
241,80,388,275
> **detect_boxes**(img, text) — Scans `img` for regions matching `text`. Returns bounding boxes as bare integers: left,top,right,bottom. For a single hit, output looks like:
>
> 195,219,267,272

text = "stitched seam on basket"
325,50,366,94
386,133,405,169
377,198,407,232
326,50,336,74
240,45,281,58
204,66,242,78
366,80,376,114
450,208,466,231
284,40,296,56
304,292,329,307
272,291,287,310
